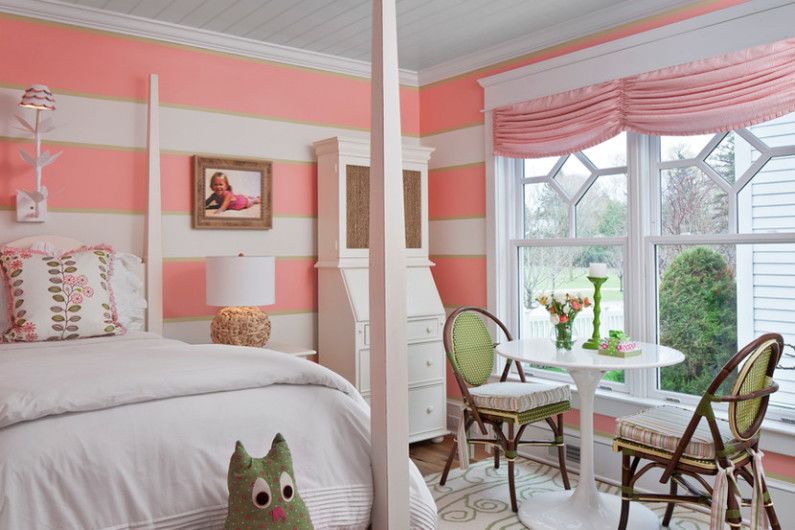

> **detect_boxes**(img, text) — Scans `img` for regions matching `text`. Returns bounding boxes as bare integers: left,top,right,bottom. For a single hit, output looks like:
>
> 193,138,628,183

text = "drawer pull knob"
426,327,433,333
426,406,434,414
426,360,433,367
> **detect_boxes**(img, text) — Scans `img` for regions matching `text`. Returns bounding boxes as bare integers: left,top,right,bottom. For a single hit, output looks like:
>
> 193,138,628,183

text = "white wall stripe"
0,86,420,161
429,218,486,256
164,311,317,347
162,216,316,259
422,124,485,169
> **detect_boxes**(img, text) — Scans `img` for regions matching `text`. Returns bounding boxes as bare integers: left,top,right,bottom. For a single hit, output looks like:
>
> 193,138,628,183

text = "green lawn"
534,267,624,302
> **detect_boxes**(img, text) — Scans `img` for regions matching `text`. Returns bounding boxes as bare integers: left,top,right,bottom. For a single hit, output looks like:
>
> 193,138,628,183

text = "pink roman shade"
493,39,795,158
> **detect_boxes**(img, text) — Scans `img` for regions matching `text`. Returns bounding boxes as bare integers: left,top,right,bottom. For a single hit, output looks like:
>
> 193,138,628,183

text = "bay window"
506,112,795,419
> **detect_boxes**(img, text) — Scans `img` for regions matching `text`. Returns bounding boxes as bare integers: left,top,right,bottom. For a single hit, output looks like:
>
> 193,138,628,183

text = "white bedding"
0,333,437,529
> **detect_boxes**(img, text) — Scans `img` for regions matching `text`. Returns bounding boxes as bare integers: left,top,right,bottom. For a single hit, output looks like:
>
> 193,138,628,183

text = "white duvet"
0,333,437,530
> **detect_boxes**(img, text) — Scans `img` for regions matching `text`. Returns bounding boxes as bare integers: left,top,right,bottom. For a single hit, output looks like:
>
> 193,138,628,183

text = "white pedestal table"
494,338,684,530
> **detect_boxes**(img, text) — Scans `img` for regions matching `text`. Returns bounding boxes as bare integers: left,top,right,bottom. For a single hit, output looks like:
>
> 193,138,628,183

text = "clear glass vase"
554,321,576,351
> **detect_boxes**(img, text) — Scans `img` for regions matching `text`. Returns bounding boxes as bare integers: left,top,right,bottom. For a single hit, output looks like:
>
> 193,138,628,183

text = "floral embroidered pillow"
1,246,124,342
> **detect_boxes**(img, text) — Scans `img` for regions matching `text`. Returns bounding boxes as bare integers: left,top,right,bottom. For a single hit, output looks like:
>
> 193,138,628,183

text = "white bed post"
146,74,163,335
369,0,410,527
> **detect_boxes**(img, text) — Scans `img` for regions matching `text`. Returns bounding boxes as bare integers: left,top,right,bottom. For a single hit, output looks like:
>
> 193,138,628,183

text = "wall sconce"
16,85,62,223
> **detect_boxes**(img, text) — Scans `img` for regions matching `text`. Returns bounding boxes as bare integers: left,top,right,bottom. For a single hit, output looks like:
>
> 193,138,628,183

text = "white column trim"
369,0,410,527
145,74,163,335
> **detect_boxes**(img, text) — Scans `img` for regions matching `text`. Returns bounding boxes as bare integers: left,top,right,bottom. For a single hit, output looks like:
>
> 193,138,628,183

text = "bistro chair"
613,333,783,529
438,306,572,512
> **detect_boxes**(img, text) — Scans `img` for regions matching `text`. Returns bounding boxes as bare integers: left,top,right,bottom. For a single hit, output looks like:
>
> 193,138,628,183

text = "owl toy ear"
232,440,253,469
268,433,295,470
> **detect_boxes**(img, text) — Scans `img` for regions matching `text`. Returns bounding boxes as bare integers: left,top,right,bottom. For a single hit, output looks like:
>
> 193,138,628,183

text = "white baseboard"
446,399,795,522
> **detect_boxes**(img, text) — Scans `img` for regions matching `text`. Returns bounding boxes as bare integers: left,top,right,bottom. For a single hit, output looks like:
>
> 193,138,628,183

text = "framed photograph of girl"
192,156,272,230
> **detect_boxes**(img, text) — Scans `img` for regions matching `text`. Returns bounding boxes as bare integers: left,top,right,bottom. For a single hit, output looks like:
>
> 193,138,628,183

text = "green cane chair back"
447,311,495,386
728,337,780,441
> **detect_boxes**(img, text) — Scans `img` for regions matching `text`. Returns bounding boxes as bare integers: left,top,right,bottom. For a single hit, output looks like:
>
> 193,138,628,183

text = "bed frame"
3,75,163,334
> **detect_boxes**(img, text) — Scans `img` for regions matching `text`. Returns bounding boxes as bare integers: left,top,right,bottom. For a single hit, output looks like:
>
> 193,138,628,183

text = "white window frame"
496,131,795,423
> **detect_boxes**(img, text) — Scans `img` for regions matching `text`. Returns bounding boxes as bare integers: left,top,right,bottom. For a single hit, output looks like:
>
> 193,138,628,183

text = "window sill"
498,372,795,457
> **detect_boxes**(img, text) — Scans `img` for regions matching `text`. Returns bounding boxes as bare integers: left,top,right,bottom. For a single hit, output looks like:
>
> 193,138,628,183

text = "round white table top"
495,338,684,371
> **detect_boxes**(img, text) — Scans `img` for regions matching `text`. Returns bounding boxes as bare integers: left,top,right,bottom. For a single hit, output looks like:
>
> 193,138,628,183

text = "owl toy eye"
251,477,272,509
280,471,295,502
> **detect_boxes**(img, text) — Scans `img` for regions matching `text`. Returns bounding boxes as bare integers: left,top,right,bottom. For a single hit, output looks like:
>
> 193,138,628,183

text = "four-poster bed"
0,22,438,524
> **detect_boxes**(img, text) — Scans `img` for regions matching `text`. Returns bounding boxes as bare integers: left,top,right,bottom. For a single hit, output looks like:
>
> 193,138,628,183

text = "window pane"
738,155,795,234
553,155,591,198
705,131,760,184
524,156,561,178
656,243,795,412
582,132,627,168
524,183,567,238
576,174,627,237
661,167,728,235
519,246,625,383
661,134,715,161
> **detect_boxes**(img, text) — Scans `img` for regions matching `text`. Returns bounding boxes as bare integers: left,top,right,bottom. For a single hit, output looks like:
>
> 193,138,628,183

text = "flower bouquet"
536,292,591,350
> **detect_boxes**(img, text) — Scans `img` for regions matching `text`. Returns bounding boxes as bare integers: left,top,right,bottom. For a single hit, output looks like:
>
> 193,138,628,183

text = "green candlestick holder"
582,276,608,349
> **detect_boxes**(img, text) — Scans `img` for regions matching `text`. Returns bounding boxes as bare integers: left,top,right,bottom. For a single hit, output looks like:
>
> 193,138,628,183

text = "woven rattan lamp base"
210,306,271,347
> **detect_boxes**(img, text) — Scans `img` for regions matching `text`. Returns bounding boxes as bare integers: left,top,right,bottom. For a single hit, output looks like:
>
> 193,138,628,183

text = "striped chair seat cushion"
469,381,571,412
616,405,735,460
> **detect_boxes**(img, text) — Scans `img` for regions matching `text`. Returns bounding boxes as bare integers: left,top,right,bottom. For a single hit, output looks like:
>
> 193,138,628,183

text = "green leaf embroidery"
52,294,65,302
50,306,64,313
64,267,77,273
52,315,65,322
67,305,81,312
52,324,64,332
10,270,21,278
68,315,81,322
48,286,62,293
103,326,115,333
14,299,23,308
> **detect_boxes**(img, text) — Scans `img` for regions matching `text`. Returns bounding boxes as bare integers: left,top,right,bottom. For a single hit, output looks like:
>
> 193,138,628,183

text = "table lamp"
205,255,275,347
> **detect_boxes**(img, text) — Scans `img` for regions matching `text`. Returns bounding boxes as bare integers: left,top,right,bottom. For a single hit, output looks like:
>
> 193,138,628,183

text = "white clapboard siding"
747,114,795,405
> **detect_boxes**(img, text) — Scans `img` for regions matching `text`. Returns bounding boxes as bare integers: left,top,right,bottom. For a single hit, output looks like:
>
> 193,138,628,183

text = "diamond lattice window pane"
661,167,728,235
524,182,567,238
553,155,591,198
524,156,561,178
582,132,627,168
576,174,627,237
705,132,759,184
661,134,716,161
737,155,795,234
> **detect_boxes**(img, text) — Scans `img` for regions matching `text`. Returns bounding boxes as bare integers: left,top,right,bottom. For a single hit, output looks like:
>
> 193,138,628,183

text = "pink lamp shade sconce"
15,85,62,223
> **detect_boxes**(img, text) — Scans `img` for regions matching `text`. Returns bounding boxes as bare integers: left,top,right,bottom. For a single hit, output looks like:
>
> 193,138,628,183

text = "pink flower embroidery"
8,260,22,272
76,275,88,287
70,293,83,304
82,286,94,298
64,274,78,286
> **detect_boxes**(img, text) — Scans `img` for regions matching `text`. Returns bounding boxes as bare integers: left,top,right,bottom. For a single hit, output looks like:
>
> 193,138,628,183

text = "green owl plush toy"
224,434,314,530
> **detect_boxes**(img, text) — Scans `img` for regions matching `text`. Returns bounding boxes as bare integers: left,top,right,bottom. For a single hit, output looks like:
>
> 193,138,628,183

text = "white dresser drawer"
363,317,440,346
408,384,446,437
357,342,444,393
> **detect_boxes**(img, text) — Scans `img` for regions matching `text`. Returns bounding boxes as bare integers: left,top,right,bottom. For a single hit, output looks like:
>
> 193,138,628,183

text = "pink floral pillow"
0,245,124,342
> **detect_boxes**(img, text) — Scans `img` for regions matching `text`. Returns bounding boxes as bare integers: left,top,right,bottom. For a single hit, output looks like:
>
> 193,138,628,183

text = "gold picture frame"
192,156,272,230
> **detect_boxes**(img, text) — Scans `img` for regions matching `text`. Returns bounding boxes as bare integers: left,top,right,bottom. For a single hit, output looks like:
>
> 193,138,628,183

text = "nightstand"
265,342,317,359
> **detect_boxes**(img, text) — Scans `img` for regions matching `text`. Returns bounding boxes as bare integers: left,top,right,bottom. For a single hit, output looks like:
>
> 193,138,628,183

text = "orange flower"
559,315,568,323
584,298,591,307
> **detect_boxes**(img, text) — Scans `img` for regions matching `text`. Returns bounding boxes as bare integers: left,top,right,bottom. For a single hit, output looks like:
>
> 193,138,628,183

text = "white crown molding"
0,0,420,87
417,0,699,86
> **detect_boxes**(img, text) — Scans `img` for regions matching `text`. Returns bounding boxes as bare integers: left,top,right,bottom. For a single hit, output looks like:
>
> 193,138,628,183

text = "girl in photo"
205,172,262,214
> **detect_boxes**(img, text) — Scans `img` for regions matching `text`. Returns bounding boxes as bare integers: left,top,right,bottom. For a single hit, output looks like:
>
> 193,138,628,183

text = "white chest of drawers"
314,137,447,443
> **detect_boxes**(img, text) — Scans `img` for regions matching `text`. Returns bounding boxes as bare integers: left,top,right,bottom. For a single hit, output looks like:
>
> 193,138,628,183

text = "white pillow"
1,245,124,341
111,252,147,331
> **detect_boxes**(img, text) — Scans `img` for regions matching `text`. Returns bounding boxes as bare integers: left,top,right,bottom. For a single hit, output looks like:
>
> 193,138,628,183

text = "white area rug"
425,458,713,529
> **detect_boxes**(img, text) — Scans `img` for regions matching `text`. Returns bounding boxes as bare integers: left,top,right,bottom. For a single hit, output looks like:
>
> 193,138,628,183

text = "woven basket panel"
452,312,495,386
403,170,421,249
732,346,772,438
211,307,271,347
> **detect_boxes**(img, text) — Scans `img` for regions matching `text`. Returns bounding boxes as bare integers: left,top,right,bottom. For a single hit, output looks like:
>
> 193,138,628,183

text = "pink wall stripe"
431,256,487,308
428,164,485,219
0,15,420,134
0,140,146,211
163,258,317,319
419,0,749,135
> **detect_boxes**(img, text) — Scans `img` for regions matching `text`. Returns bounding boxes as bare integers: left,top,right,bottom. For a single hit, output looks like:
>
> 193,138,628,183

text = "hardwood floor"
409,435,490,476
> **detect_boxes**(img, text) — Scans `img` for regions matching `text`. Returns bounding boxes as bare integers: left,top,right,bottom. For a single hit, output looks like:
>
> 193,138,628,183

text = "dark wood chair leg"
507,423,517,512
760,474,781,530
494,421,501,469
556,414,570,490
439,436,457,486
662,479,678,527
618,452,632,530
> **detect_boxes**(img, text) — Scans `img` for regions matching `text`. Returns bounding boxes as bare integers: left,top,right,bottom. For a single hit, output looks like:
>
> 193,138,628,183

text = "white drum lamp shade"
205,255,275,347
205,255,275,307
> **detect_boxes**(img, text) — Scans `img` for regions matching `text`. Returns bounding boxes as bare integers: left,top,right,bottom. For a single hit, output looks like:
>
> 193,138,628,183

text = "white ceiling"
56,0,695,73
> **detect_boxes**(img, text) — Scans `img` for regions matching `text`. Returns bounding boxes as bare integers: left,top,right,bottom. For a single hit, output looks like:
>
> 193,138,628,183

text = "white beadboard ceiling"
54,0,697,74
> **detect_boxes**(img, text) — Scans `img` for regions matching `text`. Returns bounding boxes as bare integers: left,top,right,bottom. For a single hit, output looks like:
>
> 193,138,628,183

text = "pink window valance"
493,38,795,158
